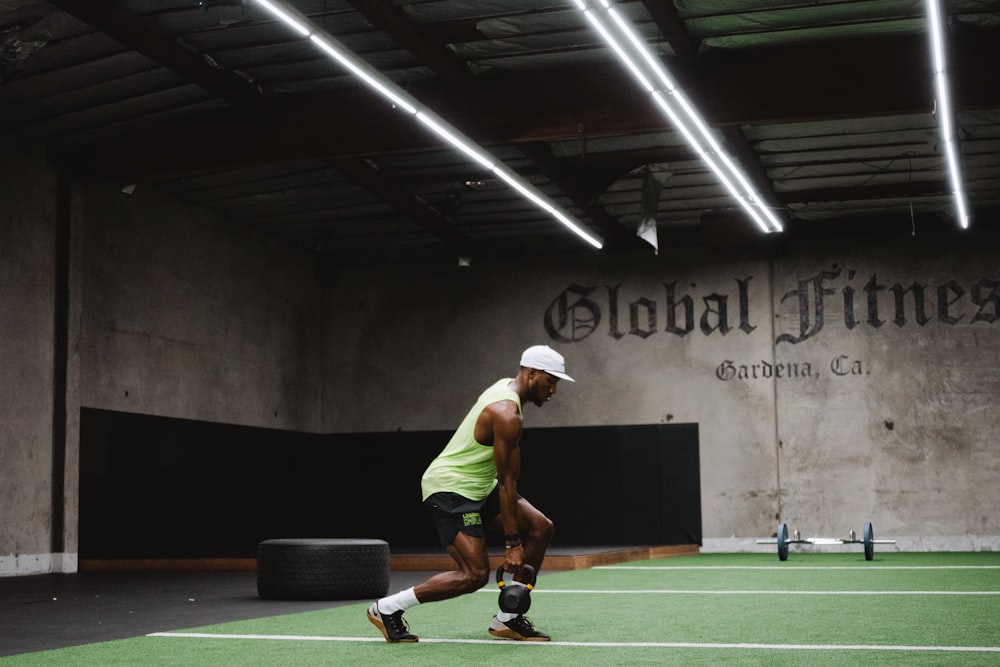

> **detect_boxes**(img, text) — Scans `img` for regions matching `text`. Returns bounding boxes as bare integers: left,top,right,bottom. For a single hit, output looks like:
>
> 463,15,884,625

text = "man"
367,344,573,643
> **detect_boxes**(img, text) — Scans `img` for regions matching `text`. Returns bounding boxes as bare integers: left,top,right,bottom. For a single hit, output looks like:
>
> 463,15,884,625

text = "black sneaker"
367,602,418,643
488,614,551,642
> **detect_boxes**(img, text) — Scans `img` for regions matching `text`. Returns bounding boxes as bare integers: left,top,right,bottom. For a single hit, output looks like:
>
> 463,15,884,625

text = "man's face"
529,370,560,407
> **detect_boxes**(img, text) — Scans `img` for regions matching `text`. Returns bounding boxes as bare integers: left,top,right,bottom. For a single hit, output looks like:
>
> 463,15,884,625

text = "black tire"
257,538,390,600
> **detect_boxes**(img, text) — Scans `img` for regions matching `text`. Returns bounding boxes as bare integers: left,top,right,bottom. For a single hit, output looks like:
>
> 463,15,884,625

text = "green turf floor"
5,552,999,666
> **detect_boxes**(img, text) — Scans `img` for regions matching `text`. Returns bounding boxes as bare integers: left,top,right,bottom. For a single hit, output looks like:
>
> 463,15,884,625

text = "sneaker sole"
367,609,419,643
488,627,551,642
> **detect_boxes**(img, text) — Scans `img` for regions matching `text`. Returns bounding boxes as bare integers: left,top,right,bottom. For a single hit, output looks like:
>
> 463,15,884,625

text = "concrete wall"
0,130,323,575
2,124,997,575
78,182,323,429
323,240,1000,552
0,131,59,575
771,242,1000,550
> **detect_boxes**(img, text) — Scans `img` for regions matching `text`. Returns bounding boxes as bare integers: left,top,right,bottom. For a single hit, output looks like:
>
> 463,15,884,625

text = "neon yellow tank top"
420,378,521,501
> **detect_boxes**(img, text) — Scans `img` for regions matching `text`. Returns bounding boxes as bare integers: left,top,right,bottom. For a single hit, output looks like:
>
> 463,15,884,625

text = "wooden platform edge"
80,545,699,573
391,544,699,571
80,558,258,573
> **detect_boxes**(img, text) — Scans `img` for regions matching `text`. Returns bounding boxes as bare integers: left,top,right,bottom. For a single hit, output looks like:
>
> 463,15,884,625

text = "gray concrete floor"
0,569,435,658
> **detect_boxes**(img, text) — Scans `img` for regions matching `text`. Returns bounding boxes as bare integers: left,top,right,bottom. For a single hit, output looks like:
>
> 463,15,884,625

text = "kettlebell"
495,563,536,614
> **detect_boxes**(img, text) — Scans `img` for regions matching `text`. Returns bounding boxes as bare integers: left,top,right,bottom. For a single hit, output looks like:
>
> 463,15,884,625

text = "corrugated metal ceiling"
2,0,998,265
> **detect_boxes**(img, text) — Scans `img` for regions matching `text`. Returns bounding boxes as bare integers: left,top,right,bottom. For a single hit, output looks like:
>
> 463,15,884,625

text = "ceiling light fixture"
251,0,603,249
572,0,783,234
925,0,969,229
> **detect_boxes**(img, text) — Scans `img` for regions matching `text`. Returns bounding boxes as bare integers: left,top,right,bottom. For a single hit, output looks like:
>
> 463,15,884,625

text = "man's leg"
486,497,554,641
368,531,490,642
414,531,491,601
514,496,554,576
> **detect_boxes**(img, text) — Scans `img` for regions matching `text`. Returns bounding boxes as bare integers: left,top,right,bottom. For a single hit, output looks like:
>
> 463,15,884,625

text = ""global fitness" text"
543,267,1000,345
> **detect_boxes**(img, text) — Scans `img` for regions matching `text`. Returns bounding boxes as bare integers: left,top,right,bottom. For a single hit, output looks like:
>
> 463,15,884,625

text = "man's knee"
538,514,555,541
457,563,491,592
523,513,554,544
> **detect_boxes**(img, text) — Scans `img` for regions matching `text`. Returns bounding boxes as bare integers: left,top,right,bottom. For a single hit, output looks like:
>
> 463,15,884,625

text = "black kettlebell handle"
495,563,537,589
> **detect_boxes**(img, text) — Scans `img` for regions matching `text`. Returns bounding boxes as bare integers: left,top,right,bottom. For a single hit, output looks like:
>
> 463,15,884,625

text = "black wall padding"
79,408,700,559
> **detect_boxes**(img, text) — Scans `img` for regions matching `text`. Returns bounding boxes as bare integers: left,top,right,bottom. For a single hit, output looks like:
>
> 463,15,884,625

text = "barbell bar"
756,521,895,561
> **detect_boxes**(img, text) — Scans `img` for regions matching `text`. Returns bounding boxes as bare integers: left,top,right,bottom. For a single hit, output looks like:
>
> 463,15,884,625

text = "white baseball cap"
520,344,575,382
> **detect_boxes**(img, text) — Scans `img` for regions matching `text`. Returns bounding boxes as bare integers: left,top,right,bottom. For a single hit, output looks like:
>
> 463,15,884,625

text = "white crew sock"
377,587,420,614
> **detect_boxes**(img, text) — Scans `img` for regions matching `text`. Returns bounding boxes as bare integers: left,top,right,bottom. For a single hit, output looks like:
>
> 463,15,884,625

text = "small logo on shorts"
462,512,482,527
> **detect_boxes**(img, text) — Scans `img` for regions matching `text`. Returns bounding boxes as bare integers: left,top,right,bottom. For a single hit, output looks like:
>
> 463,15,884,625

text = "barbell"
757,521,895,561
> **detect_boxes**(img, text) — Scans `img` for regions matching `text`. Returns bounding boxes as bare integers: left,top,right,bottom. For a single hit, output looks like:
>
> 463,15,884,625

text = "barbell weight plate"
863,522,874,561
777,522,789,561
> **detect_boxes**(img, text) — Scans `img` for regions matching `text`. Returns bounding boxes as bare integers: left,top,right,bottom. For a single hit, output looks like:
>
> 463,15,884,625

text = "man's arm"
479,400,524,569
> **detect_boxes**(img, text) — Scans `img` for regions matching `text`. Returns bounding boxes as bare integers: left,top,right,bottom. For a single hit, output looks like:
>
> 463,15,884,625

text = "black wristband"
504,533,520,543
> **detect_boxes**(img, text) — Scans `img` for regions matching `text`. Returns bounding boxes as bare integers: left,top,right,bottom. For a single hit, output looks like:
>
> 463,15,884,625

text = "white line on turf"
483,589,1000,595
596,565,1000,570
149,633,384,643
147,632,1000,652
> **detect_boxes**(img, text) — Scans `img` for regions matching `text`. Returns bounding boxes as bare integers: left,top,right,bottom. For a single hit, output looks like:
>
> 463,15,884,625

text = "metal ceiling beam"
347,0,474,85
517,142,638,250
50,65,663,177
638,0,699,59
692,29,998,124
639,0,782,225
555,145,697,199
345,0,642,250
693,34,930,126
330,157,476,250
46,0,262,107
776,180,956,206
48,0,476,254
56,27,1000,180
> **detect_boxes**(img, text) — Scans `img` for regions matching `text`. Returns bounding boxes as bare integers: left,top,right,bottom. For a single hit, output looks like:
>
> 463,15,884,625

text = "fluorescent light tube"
414,111,496,171
575,0,783,234
253,0,309,37
251,0,603,249
925,0,969,228
309,35,417,114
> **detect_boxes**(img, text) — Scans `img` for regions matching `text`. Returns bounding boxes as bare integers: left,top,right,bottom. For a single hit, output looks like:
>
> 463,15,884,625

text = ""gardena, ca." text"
714,354,866,382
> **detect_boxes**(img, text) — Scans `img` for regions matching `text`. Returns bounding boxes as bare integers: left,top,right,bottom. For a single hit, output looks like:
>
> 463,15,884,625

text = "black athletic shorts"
424,487,505,547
